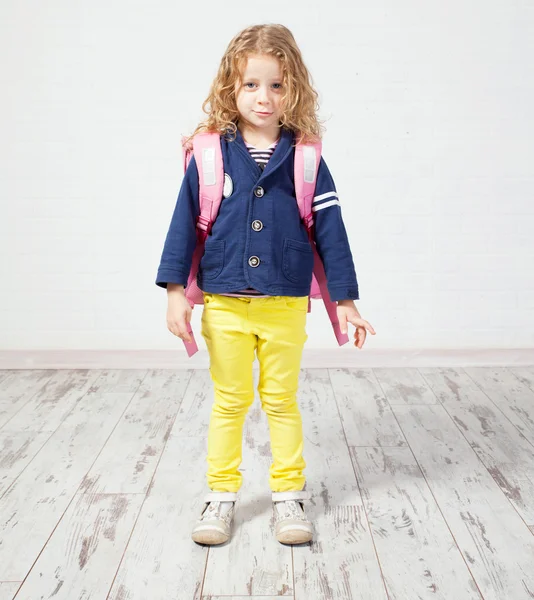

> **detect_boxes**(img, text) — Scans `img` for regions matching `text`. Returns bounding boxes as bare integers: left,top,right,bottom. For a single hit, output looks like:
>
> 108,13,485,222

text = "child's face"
235,54,283,133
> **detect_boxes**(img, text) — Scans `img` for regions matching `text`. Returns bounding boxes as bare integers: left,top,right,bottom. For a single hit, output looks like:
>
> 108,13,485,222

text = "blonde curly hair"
189,24,324,145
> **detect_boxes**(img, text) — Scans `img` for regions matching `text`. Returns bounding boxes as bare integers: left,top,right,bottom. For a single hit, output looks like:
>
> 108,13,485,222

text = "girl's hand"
166,291,193,342
337,300,376,349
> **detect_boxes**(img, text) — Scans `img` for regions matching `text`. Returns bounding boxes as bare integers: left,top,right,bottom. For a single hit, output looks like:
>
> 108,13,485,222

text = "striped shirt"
244,140,278,170
220,139,278,298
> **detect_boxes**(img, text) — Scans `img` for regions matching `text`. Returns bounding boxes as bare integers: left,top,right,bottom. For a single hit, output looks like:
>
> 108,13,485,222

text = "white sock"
220,501,234,514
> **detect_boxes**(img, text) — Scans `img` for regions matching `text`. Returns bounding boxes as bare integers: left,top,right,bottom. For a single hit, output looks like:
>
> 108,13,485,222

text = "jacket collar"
231,126,295,181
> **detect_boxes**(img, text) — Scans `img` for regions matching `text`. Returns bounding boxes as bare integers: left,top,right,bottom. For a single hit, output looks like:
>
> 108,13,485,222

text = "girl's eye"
243,82,282,90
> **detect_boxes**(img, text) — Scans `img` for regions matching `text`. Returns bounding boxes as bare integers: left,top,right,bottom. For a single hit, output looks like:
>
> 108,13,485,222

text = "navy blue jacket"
155,127,359,301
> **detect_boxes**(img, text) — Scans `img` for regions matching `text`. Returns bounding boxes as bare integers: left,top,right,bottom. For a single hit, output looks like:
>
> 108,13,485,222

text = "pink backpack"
180,132,349,357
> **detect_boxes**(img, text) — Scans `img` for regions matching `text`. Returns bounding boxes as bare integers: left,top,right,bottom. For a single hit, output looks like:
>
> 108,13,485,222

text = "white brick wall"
1,0,533,353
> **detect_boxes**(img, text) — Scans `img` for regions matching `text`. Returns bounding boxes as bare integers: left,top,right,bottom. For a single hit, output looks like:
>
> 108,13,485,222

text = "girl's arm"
155,156,200,289
312,156,360,302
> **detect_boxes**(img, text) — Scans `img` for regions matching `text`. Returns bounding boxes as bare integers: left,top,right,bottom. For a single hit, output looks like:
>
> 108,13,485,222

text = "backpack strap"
193,133,225,241
294,140,349,348
181,132,224,357
294,142,320,233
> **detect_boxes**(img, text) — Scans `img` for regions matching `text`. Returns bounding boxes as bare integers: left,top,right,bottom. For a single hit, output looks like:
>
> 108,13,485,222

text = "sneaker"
272,491,314,545
191,492,237,545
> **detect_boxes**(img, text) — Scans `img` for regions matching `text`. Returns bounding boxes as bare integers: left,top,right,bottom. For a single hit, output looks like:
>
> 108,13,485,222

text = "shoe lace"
279,500,306,520
202,502,222,520
201,501,233,521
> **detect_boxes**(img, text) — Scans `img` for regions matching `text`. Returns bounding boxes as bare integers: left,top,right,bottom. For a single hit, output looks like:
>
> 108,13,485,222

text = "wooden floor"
1,367,534,599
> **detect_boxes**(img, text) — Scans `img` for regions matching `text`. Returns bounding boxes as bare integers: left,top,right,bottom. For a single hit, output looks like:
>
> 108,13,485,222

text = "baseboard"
0,348,533,369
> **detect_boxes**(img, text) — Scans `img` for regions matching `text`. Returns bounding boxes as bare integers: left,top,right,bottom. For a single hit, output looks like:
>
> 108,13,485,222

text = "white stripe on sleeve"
312,199,341,212
313,191,338,204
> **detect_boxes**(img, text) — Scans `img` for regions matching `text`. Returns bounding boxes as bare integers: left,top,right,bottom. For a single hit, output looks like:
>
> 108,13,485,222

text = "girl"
156,24,375,546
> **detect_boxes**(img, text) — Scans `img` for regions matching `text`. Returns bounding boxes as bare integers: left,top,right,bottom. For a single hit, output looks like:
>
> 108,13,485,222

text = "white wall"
1,0,533,354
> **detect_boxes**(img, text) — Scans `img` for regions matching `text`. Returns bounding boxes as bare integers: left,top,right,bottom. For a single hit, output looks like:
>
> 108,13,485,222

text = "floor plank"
0,583,20,600
0,370,55,429
465,367,534,444
0,370,52,399
0,372,137,580
351,446,482,599
80,370,191,494
108,371,217,599
293,370,388,600
4,369,143,433
170,369,212,437
393,403,534,600
374,368,438,405
330,368,406,447
0,431,51,497
420,367,534,524
14,493,143,599
1,366,534,598
2,370,102,432
510,366,534,392
107,436,209,600
88,370,148,393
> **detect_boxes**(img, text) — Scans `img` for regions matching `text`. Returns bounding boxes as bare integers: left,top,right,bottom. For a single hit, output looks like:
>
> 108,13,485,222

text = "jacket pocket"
200,239,225,280
282,238,314,284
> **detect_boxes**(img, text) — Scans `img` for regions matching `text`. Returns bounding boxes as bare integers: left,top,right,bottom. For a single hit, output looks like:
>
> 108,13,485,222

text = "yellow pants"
201,293,309,493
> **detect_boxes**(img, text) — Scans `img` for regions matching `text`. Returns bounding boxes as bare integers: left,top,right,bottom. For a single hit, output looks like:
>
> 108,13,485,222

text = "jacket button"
248,256,260,267
251,220,263,232
254,186,265,198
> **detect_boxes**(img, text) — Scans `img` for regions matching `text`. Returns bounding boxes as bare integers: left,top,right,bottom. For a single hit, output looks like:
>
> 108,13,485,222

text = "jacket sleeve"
312,156,360,301
155,155,200,288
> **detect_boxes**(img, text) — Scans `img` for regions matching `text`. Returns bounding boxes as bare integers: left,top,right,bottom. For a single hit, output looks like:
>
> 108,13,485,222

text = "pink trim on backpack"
294,144,349,347
181,133,225,356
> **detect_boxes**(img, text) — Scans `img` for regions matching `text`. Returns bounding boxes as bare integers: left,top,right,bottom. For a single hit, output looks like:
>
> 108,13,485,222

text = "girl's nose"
257,86,270,103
